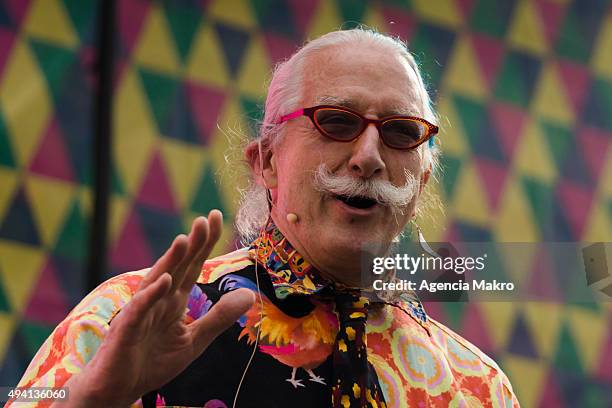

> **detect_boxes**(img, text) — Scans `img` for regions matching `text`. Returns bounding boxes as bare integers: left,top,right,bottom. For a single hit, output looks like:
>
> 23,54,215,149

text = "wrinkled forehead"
299,44,423,116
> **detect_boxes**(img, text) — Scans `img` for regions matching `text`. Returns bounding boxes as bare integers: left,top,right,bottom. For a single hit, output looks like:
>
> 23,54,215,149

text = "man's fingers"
172,217,209,291
190,288,255,353
180,210,223,292
140,235,188,291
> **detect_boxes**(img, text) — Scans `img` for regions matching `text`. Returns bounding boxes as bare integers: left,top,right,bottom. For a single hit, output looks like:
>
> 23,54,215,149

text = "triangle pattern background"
0,1,610,406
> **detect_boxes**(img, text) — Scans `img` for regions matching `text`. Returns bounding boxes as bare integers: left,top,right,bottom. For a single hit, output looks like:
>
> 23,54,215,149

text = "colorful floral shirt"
10,229,519,408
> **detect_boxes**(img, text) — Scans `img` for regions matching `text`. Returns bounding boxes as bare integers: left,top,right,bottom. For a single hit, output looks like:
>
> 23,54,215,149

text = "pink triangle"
490,102,527,160
421,301,445,322
186,81,226,145
381,6,417,41
576,126,610,181
528,247,562,301
23,259,69,325
287,0,319,38
29,119,75,182
461,303,494,354
534,0,567,46
557,60,590,114
443,223,462,242
455,0,475,21
5,0,30,26
595,325,612,382
79,46,97,90
471,34,505,88
111,208,154,271
555,180,594,239
118,0,151,54
538,371,566,408
0,28,15,78
136,150,177,211
474,157,508,212
263,33,299,64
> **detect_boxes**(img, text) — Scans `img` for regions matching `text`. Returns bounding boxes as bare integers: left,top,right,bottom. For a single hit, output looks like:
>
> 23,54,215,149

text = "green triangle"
553,322,584,374
138,68,179,133
190,164,226,215
163,2,202,63
338,0,368,25
521,176,554,234
380,0,412,10
0,267,10,313
470,0,513,38
62,0,97,42
441,301,467,330
494,53,531,107
452,94,486,151
52,198,90,262
539,120,573,172
20,321,54,356
0,111,15,167
441,154,463,199
29,40,76,103
111,163,125,196
240,95,263,139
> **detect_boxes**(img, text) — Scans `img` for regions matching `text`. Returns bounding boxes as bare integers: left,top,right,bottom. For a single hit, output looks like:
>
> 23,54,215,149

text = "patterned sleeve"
6,270,148,408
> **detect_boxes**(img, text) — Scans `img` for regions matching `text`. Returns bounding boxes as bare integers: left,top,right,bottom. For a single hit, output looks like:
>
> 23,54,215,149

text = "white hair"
235,27,441,243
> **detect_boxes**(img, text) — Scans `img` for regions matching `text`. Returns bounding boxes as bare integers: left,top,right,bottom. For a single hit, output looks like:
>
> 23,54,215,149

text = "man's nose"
347,123,386,178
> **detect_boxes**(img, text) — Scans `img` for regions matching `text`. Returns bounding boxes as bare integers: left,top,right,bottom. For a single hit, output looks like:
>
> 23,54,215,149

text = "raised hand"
59,210,255,407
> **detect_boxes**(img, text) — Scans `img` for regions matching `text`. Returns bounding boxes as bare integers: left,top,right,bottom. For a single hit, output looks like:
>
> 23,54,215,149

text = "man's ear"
419,163,432,194
245,140,278,188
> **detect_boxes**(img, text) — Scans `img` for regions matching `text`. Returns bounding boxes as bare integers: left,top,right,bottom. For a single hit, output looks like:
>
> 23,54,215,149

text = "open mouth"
334,194,378,209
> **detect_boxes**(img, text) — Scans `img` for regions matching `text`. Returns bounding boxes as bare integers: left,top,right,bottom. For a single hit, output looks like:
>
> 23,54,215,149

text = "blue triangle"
52,254,87,308
507,312,538,358
214,22,250,78
0,330,29,386
164,82,200,144
135,203,183,261
0,188,41,245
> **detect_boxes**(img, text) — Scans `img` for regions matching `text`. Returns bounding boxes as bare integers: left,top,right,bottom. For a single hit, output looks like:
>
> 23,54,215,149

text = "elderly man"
12,29,518,407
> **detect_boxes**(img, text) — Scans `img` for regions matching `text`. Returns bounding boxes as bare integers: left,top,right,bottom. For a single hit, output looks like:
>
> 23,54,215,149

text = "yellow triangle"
207,0,257,30
0,241,45,312
436,94,469,157
307,0,343,39
23,0,78,48
524,302,562,360
159,138,207,210
108,195,130,245
133,4,180,75
507,0,548,56
442,35,488,99
496,241,537,286
567,307,608,372
451,159,491,226
0,168,18,222
0,312,16,363
209,96,249,214
513,119,557,183
501,355,546,408
113,67,157,195
0,39,51,167
416,181,448,243
598,146,612,199
412,0,462,29
77,186,93,219
237,34,271,98
24,174,76,248
478,302,517,349
185,23,230,88
361,6,388,33
582,199,612,241
493,177,540,242
591,14,612,80
531,63,574,126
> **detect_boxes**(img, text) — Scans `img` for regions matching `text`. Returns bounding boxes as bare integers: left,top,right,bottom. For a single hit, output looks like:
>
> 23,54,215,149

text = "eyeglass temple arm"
278,109,305,124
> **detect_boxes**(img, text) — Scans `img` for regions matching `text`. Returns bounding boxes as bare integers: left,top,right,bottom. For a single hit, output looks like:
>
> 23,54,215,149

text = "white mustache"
312,164,419,214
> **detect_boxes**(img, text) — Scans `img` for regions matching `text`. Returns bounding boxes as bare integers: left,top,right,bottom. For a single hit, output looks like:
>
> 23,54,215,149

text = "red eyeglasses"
278,105,439,150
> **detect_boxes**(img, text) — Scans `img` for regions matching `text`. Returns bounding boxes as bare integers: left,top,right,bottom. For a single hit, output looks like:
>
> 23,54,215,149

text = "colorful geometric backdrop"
1,0,611,407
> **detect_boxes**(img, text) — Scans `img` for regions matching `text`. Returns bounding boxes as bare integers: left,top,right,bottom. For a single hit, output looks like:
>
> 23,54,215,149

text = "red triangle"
288,0,319,38
595,325,612,382
528,247,562,301
455,0,475,21
29,119,75,182
555,180,594,239
381,6,417,41
136,150,177,211
23,259,69,325
534,0,567,46
576,126,610,181
186,81,226,145
0,28,15,78
538,371,567,408
262,33,299,65
470,34,505,88
421,301,445,322
474,157,508,212
110,208,154,271
118,0,151,54
557,60,590,114
79,46,97,90
461,303,494,354
490,102,526,160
